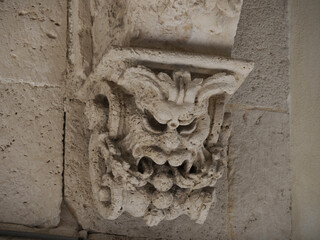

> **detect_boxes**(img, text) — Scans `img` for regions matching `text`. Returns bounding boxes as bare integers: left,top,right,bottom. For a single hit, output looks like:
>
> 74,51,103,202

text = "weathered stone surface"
0,202,78,238
0,84,64,227
0,0,67,227
128,0,243,56
231,0,289,110
0,0,67,86
228,110,291,239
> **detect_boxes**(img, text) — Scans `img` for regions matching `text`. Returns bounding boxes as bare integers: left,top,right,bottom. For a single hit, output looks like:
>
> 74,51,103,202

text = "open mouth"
133,145,195,167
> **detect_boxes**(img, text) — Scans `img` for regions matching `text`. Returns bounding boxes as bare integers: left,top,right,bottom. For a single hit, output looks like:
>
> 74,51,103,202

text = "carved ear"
118,66,170,101
196,73,237,104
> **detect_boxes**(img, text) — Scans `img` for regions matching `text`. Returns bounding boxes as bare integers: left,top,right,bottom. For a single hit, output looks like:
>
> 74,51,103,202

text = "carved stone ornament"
77,47,253,226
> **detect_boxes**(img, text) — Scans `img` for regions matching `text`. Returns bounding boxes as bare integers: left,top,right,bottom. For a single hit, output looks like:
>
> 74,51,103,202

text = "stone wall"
0,0,292,239
0,0,67,227
228,0,291,238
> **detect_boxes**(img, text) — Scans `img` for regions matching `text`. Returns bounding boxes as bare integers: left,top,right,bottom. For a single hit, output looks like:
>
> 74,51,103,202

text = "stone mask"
78,47,253,226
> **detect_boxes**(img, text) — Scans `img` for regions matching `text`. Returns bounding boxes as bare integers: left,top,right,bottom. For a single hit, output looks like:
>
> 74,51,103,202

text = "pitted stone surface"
128,0,243,56
231,0,289,110
0,84,64,227
0,0,66,227
0,0,67,86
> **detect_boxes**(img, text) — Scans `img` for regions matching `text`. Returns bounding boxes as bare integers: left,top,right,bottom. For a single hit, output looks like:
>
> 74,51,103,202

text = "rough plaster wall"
290,1,320,239
228,0,291,239
0,0,67,227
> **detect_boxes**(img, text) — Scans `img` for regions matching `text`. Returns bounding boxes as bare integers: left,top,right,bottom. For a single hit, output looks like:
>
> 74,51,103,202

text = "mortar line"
61,0,72,207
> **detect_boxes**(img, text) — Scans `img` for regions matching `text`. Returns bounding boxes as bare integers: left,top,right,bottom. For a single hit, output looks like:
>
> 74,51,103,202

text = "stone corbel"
76,46,253,226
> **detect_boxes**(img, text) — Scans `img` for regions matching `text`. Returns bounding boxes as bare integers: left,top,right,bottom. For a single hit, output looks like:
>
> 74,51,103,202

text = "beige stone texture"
0,202,78,238
290,0,320,239
90,0,130,68
0,0,67,86
228,110,291,239
0,84,63,226
226,0,291,238
0,0,67,227
128,0,243,56
231,0,289,110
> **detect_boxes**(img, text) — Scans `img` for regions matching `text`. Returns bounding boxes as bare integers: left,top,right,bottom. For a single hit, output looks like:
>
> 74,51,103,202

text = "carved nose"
167,120,179,130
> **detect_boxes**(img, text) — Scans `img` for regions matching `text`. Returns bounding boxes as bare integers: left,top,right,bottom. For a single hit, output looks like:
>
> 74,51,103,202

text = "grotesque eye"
144,109,167,133
177,119,197,135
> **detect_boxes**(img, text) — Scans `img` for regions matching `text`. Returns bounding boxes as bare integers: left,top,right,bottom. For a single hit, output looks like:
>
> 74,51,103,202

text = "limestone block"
231,0,289,110
0,0,67,86
90,0,130,67
0,84,64,227
128,0,244,56
228,110,291,239
0,202,79,238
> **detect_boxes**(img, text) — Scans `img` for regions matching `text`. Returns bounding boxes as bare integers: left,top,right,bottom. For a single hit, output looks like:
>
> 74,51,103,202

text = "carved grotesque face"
86,65,237,226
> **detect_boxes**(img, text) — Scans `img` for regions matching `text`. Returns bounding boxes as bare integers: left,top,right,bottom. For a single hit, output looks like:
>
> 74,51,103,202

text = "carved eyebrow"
144,109,168,124
178,116,197,126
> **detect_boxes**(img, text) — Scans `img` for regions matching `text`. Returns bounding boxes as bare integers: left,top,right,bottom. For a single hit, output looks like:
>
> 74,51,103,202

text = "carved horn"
196,73,237,105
